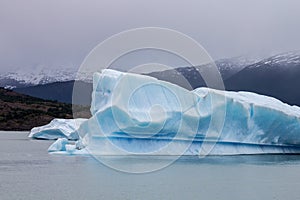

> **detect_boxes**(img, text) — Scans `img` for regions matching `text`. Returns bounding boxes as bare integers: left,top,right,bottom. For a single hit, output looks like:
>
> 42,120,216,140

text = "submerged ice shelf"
30,69,300,155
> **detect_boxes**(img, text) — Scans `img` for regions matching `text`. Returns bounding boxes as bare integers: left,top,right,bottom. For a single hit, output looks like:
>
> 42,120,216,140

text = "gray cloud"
0,0,300,72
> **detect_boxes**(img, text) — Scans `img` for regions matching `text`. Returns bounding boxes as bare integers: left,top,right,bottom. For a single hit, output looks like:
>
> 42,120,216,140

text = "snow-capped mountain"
147,56,258,89
248,51,300,69
215,56,259,79
0,67,93,89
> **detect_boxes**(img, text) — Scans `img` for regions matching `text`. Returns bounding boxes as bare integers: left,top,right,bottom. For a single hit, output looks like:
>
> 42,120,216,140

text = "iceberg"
36,69,300,155
48,138,88,154
29,118,87,140
48,138,69,152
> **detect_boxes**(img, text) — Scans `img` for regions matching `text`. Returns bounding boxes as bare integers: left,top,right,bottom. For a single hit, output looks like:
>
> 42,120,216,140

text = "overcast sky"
1,0,300,72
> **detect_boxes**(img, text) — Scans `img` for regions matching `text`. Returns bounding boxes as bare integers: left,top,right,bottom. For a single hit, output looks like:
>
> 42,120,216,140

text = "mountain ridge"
2,51,300,106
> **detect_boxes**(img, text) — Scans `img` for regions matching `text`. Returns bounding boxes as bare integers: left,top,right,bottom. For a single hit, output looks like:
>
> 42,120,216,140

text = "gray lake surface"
1,131,300,200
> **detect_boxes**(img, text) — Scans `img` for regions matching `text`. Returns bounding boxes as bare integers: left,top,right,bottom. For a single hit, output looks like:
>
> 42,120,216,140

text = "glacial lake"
1,131,300,200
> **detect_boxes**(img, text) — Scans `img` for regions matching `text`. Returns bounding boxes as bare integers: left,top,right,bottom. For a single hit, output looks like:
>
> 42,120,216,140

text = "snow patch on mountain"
249,51,300,69
0,67,93,88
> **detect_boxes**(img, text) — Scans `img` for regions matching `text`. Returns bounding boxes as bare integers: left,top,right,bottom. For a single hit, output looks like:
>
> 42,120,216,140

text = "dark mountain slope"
0,88,73,131
14,80,92,105
225,51,300,106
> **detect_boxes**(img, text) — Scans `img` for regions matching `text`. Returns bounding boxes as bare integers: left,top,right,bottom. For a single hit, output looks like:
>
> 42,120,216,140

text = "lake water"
1,131,300,200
